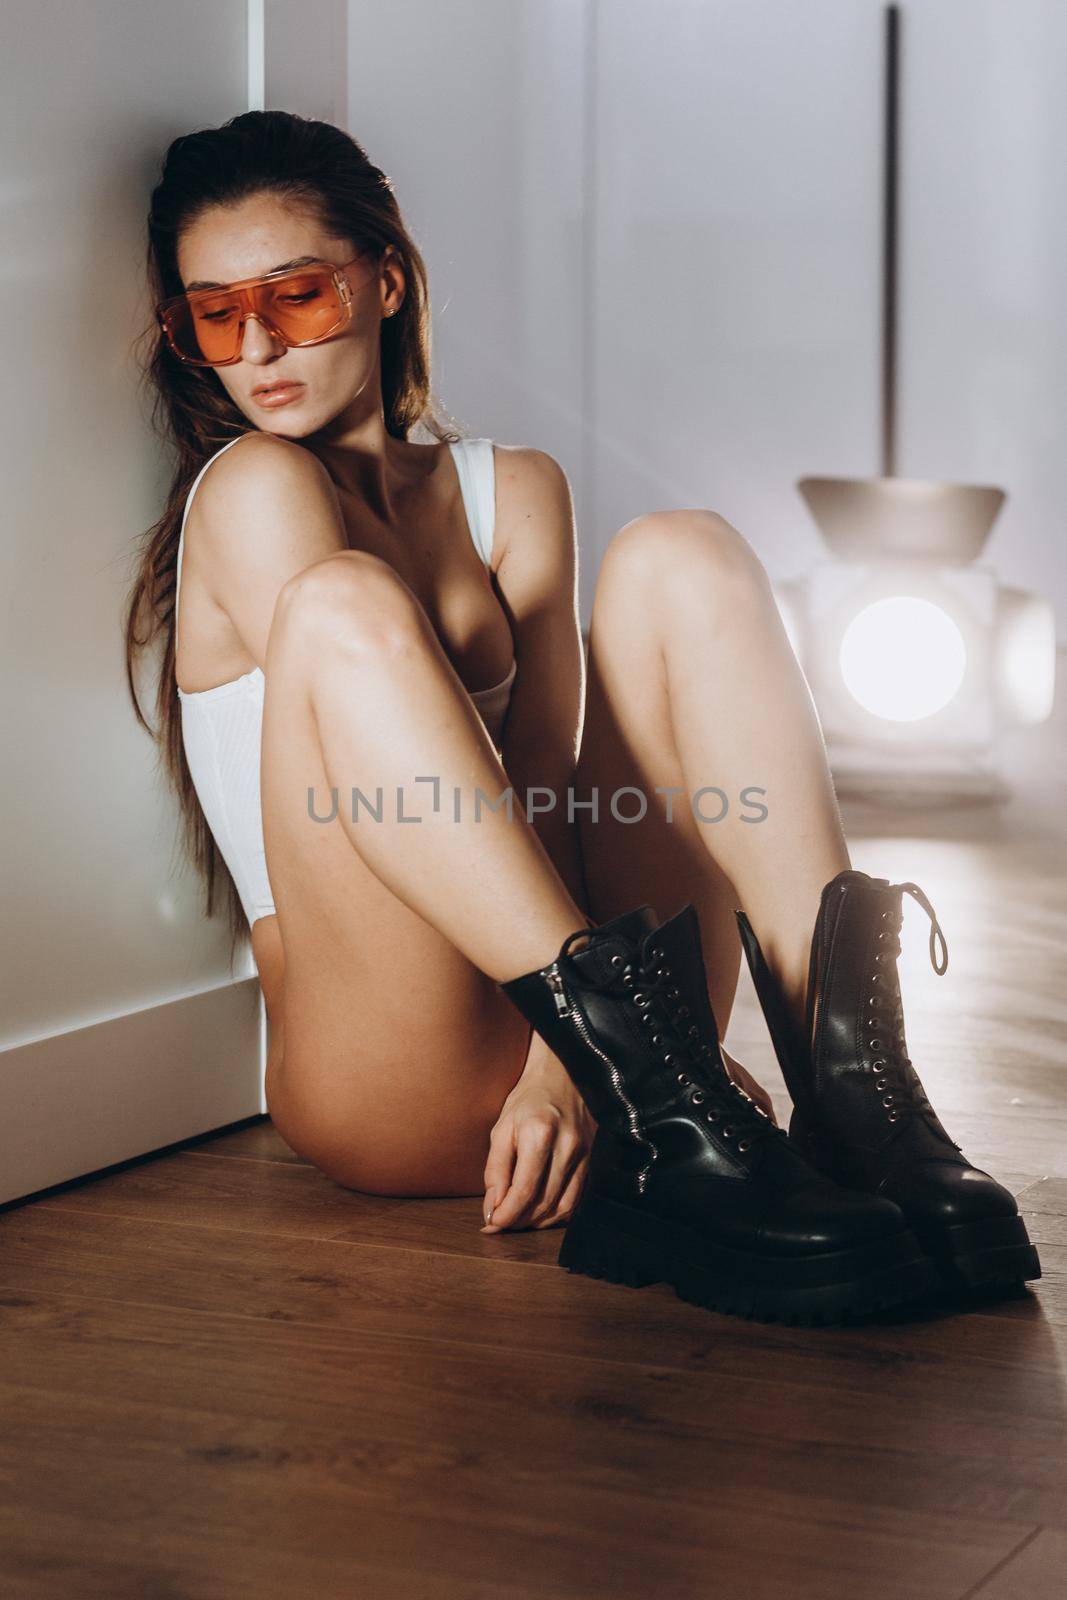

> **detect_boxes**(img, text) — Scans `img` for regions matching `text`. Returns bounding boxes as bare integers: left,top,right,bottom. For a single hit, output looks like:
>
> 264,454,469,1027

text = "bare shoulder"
492,443,576,580
189,431,345,576
194,431,339,523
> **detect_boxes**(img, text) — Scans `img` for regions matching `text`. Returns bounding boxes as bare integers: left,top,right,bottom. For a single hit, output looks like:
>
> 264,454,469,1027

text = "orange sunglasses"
156,253,379,367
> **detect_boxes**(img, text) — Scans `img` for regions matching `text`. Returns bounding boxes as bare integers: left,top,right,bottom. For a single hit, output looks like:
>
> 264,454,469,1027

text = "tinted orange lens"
253,270,346,344
163,289,244,364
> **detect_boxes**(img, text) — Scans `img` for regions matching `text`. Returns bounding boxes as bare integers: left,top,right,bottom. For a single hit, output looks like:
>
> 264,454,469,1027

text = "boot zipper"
546,966,569,1017
547,959,657,1193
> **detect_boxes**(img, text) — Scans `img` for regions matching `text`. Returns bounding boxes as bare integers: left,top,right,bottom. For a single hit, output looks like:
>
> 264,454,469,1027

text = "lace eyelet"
669,987,680,1000
706,1110,720,1123
869,1039,883,1052
650,1033,663,1045
678,1005,690,1018
722,1125,734,1139
691,1090,706,1105
649,946,662,960
622,973,634,988
633,992,647,1006
663,1052,676,1066
657,966,670,979
738,1139,752,1153
609,953,624,967
882,1095,894,1107
875,1078,888,1091
676,1071,689,1084
688,1025,699,1039
887,1109,902,1123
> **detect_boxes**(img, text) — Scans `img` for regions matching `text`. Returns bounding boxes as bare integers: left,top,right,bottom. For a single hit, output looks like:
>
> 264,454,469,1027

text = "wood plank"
964,1527,1067,1599
0,1291,1036,1600
4,1213,1066,1527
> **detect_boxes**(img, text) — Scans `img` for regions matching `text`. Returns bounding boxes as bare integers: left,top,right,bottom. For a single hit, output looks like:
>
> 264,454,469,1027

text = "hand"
720,1045,779,1126
481,1037,596,1233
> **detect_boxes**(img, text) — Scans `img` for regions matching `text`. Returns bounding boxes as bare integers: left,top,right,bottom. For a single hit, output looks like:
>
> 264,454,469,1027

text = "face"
174,192,404,438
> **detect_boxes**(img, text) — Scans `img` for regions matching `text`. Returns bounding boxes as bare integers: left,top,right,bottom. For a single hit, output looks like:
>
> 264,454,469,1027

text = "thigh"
576,516,742,1027
259,582,529,1198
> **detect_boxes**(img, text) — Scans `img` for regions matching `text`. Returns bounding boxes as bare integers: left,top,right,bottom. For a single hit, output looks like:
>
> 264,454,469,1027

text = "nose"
239,314,286,364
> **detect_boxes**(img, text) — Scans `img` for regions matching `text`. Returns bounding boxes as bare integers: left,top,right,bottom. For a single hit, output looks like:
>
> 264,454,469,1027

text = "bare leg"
275,550,586,979
576,510,850,1039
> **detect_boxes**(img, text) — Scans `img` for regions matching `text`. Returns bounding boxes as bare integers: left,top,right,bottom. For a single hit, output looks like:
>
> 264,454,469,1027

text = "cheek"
321,328,375,385
215,371,244,406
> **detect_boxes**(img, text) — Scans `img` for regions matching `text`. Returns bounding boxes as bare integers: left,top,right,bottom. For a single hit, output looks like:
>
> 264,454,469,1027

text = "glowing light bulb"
839,596,966,721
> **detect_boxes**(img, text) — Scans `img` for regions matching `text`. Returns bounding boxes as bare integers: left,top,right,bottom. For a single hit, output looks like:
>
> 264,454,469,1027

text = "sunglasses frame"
155,252,379,367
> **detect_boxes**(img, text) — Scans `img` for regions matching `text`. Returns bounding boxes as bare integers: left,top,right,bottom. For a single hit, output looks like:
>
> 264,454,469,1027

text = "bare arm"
492,445,589,918
190,432,349,667
479,445,597,1233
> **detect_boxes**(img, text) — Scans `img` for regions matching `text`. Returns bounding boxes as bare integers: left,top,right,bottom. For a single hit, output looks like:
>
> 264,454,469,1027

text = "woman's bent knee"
597,508,771,609
272,549,427,660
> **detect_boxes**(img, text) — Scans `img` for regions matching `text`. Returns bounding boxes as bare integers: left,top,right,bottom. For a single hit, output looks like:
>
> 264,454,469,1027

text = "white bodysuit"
174,435,517,928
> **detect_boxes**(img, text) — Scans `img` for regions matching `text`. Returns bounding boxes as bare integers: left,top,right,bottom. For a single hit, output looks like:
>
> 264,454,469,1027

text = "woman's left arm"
479,445,596,1233
492,445,588,914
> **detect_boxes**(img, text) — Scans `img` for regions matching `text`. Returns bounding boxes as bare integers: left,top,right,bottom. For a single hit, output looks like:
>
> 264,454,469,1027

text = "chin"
248,407,322,440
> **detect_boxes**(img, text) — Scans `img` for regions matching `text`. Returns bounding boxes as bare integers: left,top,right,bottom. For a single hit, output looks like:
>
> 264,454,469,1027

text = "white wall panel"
1,1,253,1200
589,0,885,588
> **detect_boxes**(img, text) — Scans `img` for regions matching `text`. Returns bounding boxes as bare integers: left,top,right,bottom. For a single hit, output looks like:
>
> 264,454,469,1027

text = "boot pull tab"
899,882,949,975
559,920,596,960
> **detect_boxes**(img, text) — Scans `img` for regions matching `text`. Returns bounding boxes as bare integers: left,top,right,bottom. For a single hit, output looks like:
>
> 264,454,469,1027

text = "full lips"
253,383,305,409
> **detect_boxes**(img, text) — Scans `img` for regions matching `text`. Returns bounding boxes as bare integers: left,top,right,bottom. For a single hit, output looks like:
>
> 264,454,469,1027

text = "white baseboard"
1,979,265,1207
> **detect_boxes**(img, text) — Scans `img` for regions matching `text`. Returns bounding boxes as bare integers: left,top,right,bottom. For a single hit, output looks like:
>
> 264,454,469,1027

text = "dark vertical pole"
882,5,900,478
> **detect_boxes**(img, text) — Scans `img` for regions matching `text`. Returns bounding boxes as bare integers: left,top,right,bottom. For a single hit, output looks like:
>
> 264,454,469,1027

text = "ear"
379,244,406,318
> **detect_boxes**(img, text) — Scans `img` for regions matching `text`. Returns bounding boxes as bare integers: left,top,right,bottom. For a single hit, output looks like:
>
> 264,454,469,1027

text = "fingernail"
483,1192,496,1226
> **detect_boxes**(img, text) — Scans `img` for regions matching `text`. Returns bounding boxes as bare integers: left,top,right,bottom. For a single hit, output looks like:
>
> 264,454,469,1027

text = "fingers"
482,1120,591,1234
523,1127,584,1227
482,1122,517,1226
530,1151,590,1229
481,1115,555,1233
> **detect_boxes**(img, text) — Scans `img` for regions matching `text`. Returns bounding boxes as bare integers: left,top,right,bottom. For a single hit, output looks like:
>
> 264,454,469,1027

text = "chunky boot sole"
558,1190,942,1325
912,1213,1042,1289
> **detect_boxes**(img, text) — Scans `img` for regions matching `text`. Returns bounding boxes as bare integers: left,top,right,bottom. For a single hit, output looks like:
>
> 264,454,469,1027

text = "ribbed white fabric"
175,436,516,927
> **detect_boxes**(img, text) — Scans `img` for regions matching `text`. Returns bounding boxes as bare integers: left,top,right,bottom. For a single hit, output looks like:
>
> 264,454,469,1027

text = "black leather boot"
735,869,1041,1290
499,901,940,1323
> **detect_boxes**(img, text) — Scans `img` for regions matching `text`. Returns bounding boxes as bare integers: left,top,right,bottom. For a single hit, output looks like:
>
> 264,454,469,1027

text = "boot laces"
611,941,780,1150
866,880,950,1130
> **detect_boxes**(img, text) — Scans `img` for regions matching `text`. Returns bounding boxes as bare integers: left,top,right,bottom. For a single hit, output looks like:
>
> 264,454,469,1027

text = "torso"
176,436,516,1065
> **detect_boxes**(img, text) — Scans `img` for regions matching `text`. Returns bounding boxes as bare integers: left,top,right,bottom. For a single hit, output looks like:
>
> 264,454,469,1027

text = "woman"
126,112,1037,1321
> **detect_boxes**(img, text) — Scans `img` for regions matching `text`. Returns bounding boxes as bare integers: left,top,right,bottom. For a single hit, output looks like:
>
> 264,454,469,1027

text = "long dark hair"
124,111,462,967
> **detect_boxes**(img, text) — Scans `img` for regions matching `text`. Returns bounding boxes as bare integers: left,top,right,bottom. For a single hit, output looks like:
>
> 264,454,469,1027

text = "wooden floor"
4,698,1066,1597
